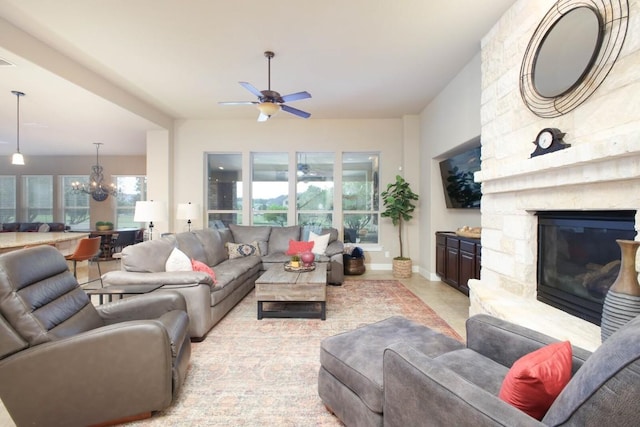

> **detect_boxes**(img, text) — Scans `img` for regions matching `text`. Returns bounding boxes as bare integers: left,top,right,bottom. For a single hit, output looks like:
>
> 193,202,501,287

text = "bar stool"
65,237,103,287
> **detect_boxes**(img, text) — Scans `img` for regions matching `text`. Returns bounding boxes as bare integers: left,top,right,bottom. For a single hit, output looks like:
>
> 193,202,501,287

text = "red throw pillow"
499,341,572,420
286,240,315,255
191,259,217,284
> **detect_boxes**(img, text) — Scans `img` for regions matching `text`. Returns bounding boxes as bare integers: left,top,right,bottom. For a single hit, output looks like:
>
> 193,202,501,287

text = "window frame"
59,175,91,230
0,176,17,223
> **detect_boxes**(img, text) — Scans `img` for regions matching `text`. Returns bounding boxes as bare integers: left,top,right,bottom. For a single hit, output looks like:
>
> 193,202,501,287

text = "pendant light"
11,90,25,165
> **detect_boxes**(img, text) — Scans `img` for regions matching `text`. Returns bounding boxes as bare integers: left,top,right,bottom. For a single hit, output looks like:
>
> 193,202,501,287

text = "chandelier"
71,143,119,201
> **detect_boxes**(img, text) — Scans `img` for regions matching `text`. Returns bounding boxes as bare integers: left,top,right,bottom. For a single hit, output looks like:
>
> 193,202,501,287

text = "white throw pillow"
308,231,331,255
165,247,193,272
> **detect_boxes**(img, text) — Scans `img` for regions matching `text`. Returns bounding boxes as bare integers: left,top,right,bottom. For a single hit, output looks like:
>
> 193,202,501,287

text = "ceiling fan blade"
281,91,312,103
218,101,258,105
257,112,270,122
239,81,262,97
281,104,311,119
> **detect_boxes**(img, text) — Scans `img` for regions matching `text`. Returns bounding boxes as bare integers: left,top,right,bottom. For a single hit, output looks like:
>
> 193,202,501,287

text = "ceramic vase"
600,240,640,342
301,251,315,267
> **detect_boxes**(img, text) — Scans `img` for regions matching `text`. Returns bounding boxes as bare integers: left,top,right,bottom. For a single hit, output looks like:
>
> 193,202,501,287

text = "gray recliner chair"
319,314,640,426
0,245,191,427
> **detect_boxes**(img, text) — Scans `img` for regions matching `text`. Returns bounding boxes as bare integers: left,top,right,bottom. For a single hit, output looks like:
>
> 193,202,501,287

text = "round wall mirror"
520,0,629,118
533,7,601,98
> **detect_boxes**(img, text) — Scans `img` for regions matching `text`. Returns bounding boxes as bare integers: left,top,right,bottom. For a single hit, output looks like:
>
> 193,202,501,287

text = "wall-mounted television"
439,145,481,209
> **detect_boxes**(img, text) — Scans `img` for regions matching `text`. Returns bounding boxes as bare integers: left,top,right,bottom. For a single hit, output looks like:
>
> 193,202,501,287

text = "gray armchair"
0,245,191,427
383,314,640,426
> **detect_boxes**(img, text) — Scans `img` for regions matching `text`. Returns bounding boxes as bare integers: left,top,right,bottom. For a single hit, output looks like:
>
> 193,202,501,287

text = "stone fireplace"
469,0,640,351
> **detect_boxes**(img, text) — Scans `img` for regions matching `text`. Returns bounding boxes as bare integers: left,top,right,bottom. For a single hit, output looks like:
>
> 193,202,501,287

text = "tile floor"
0,260,470,426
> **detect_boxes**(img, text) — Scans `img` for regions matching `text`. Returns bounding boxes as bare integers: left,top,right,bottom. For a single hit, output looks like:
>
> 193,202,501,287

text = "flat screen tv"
439,146,481,209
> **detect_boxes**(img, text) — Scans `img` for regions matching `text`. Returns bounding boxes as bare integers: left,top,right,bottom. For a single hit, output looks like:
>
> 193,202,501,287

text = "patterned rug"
129,280,462,426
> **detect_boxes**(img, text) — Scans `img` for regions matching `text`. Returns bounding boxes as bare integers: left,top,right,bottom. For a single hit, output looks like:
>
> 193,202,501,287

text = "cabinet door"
445,247,459,286
436,244,446,278
459,251,475,295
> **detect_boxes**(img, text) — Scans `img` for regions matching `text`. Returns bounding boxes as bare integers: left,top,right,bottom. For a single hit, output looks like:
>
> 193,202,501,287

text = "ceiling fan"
219,51,312,122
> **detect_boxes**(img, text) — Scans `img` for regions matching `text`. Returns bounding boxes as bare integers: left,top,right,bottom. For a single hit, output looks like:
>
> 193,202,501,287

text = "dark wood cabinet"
435,232,481,295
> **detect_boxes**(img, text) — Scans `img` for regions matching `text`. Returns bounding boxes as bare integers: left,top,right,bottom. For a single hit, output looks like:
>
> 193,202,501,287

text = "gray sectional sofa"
102,225,344,340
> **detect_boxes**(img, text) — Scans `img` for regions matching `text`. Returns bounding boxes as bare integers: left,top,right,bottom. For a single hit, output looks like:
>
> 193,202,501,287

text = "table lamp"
134,200,167,240
177,202,200,232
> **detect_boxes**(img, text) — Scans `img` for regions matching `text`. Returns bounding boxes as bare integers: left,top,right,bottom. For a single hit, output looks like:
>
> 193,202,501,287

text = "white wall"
168,117,422,267
419,53,483,279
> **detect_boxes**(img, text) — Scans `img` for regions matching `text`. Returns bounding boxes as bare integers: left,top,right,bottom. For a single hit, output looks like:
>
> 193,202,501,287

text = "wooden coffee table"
255,263,327,320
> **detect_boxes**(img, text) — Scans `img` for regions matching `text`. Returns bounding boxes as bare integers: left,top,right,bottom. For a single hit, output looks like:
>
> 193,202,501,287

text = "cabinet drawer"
460,240,476,254
446,237,460,249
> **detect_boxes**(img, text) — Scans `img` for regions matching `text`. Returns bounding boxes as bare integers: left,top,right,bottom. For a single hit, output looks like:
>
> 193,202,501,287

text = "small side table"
86,284,163,304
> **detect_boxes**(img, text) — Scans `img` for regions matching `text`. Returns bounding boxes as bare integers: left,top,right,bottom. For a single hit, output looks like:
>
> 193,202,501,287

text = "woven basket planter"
392,258,412,278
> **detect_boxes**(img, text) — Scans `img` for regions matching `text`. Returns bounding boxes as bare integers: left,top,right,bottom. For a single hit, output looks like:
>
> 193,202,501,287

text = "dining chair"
65,236,103,287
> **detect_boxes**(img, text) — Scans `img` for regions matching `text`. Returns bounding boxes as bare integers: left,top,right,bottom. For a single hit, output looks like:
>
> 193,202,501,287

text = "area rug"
130,280,462,426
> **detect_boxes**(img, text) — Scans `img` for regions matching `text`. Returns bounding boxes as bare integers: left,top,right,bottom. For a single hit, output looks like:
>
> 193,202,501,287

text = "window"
114,176,147,228
0,176,16,223
203,151,382,242
342,153,380,244
252,153,288,226
296,152,334,228
22,175,53,223
207,153,242,228
61,175,90,230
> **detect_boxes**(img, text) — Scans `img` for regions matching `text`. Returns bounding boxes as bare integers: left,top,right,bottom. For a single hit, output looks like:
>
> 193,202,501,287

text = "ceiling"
0,0,516,157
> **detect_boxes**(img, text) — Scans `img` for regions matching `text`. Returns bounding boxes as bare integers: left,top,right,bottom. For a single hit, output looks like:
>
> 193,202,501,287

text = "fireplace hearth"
537,211,636,325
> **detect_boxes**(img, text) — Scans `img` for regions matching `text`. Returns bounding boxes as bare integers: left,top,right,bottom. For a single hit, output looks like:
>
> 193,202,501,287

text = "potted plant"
290,255,301,268
95,221,114,231
381,175,419,278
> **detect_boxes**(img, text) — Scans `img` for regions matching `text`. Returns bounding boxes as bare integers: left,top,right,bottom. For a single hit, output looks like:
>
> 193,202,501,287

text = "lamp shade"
134,200,167,222
11,152,24,165
177,202,200,220
257,102,280,117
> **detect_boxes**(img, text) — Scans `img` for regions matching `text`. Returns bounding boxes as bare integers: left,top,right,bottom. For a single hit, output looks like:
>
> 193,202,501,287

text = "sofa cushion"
193,229,227,266
47,222,67,232
18,223,39,232
321,227,339,243
121,236,176,273
268,226,300,254
174,232,208,264
229,224,270,244
286,240,314,255
1,223,19,232
434,348,509,395
500,341,572,420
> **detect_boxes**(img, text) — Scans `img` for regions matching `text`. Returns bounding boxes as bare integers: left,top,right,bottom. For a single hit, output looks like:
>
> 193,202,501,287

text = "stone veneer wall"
471,0,640,351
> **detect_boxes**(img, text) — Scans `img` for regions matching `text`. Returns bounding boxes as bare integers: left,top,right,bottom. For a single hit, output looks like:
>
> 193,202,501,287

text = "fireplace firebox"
537,211,636,325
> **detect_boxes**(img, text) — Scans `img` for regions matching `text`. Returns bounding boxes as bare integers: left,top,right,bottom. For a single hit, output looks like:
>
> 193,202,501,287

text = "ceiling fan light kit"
219,51,311,122
257,101,281,117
